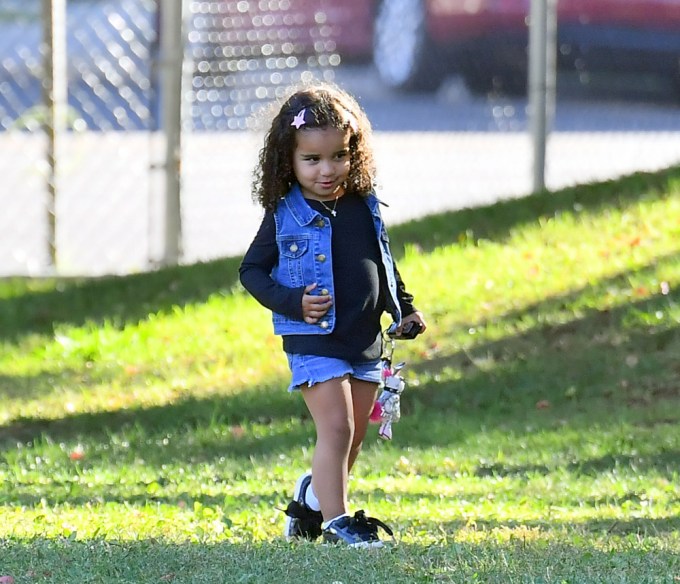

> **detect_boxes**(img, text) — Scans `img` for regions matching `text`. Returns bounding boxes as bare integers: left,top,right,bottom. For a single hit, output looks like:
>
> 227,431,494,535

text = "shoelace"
351,510,394,538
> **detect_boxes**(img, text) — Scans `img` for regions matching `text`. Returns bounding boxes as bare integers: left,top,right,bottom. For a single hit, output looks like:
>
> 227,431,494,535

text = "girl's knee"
320,415,354,448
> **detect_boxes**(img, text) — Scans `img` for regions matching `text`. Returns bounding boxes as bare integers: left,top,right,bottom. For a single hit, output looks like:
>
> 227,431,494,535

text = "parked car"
368,0,680,94
206,0,680,96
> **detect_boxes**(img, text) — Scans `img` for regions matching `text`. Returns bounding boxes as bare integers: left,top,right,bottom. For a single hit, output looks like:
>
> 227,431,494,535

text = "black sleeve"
394,262,416,317
239,212,305,320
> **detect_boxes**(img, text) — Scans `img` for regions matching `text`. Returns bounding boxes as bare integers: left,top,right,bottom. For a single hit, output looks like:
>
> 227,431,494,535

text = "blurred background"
1,0,680,276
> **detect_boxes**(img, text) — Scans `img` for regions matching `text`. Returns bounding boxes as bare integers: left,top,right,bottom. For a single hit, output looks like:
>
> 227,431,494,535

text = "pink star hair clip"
291,108,306,129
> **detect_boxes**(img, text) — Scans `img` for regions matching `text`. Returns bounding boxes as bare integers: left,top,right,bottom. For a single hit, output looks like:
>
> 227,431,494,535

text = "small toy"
370,338,407,440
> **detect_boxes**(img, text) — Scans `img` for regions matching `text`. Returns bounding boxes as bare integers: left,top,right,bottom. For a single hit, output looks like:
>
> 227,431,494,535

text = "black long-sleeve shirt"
239,192,415,361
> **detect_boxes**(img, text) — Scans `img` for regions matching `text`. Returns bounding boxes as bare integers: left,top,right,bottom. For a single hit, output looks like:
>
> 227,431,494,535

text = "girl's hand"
301,283,333,324
396,311,427,337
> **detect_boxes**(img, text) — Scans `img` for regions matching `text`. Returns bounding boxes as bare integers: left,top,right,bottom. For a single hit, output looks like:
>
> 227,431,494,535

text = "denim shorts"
285,353,382,392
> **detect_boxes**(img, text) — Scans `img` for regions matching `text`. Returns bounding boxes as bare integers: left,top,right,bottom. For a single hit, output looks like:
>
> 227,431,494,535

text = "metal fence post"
528,0,557,193
42,0,67,270
159,0,186,266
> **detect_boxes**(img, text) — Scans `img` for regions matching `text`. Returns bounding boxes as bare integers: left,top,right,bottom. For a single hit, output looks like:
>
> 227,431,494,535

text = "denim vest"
272,183,402,336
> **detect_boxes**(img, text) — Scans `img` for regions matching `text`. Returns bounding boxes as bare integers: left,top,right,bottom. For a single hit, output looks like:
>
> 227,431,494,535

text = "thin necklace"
319,196,339,217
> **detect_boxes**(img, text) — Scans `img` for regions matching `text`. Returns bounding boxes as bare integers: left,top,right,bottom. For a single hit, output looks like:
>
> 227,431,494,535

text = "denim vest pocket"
278,236,310,288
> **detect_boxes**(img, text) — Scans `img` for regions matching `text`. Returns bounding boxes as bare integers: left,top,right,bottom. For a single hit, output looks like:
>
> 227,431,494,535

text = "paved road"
2,65,680,277
335,65,680,133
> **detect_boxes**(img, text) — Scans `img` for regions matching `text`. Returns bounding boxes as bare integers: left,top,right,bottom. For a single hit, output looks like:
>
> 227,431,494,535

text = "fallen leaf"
0,576,16,583
124,364,142,376
536,400,551,410
230,425,245,438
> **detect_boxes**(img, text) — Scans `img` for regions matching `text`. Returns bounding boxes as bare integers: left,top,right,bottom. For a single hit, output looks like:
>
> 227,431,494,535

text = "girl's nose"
319,161,333,176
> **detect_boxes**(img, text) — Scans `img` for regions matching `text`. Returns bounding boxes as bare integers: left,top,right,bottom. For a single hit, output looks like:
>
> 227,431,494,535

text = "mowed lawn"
0,166,679,583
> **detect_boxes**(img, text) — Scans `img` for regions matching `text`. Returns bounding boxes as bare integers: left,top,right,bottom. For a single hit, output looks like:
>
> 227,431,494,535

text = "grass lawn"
1,166,679,583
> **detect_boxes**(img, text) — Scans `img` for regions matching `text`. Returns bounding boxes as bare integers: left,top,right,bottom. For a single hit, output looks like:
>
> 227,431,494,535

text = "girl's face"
292,127,351,201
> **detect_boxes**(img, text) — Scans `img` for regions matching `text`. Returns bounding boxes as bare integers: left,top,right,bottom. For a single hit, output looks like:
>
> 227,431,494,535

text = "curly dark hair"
252,83,376,211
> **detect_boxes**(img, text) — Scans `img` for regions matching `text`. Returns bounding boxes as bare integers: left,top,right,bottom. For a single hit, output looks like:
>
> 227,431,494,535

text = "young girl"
239,83,426,548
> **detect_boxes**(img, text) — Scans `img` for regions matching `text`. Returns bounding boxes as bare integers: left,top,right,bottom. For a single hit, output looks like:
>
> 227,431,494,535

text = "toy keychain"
370,335,407,440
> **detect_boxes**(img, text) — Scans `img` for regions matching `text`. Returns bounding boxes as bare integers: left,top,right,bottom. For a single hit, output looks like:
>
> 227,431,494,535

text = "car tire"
373,0,445,92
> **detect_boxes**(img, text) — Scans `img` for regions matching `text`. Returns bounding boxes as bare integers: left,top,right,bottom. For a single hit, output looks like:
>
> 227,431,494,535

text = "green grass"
1,166,680,583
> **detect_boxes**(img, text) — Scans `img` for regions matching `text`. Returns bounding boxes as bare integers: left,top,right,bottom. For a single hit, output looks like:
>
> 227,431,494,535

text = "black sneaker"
283,472,323,540
322,510,394,548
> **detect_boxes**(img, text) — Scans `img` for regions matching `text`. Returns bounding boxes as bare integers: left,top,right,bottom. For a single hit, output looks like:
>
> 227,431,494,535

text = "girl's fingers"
303,297,332,310
305,308,328,319
301,286,332,322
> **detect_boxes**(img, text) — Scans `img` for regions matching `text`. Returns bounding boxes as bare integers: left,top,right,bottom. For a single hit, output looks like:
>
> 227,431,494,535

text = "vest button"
316,254,326,262
315,219,325,227
289,243,298,252
320,288,329,295
319,320,329,329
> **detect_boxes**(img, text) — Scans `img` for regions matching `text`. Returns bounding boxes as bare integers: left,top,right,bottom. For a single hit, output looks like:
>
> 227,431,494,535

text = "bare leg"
302,375,354,521
348,378,379,471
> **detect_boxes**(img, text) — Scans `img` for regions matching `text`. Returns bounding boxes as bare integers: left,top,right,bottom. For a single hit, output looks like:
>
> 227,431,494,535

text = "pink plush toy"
370,359,406,440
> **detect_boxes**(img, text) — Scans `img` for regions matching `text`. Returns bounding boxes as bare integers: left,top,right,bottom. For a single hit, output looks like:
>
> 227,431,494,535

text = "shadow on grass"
435,516,680,537
0,382,311,451
1,166,678,344
10,247,670,411
405,252,680,417
1,252,678,462
7,477,680,529
0,249,680,447
473,449,680,480
0,365,126,402
0,256,243,342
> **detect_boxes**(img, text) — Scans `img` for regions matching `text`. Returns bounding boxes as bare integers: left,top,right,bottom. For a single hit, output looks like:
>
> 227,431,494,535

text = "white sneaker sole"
322,537,385,549
283,471,313,540
350,540,384,549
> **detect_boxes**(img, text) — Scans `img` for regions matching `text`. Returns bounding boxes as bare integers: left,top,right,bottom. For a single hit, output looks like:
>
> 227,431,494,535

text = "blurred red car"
198,0,680,95
367,0,680,93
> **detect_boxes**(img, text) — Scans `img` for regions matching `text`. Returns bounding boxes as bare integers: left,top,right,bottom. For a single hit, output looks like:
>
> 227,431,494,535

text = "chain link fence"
1,0,159,275
1,0,680,276
0,0,340,276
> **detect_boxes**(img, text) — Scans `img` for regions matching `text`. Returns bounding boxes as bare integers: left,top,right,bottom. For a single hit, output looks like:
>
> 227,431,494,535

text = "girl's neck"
303,184,346,202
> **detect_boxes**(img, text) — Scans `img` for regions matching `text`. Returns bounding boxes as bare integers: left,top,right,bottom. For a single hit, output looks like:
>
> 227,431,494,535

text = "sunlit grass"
1,167,679,582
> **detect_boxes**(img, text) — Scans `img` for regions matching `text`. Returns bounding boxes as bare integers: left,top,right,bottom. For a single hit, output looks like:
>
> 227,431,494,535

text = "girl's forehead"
294,126,351,151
